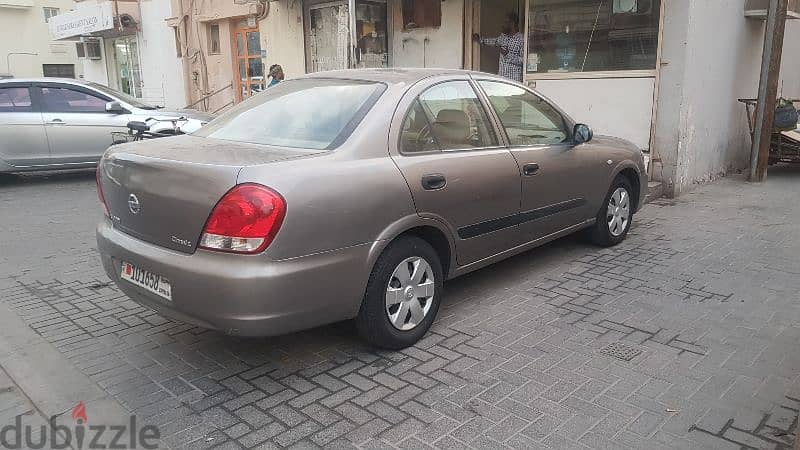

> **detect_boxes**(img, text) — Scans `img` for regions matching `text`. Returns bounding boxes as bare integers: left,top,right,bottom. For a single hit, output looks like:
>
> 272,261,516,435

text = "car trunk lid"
99,135,318,253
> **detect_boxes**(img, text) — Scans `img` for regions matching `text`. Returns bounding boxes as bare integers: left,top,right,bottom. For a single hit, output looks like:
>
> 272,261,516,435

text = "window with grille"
43,7,59,23
42,64,75,78
208,23,221,54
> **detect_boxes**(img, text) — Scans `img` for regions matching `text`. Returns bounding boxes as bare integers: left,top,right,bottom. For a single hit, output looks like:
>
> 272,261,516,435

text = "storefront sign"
49,2,114,40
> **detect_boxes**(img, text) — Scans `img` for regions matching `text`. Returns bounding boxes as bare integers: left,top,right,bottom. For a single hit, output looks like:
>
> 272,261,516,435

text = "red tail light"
199,184,286,254
96,165,108,217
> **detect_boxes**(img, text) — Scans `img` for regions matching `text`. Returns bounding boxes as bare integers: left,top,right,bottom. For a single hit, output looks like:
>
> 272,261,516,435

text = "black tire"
590,176,634,247
356,236,444,350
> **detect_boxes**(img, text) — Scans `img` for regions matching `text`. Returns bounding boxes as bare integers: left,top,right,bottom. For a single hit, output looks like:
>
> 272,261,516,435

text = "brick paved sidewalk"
2,167,800,449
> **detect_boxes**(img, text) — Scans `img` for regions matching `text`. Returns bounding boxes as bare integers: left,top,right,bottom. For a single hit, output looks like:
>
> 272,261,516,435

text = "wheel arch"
612,164,643,213
367,216,457,280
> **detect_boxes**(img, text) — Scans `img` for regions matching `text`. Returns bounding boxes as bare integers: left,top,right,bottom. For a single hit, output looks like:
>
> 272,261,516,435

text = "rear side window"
0,87,33,112
195,79,385,150
40,87,107,113
416,81,498,151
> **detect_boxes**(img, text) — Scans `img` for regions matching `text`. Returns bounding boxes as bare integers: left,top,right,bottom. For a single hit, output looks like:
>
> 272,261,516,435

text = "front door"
391,78,522,266
38,83,129,164
233,24,265,101
305,0,389,73
476,79,602,240
0,84,50,167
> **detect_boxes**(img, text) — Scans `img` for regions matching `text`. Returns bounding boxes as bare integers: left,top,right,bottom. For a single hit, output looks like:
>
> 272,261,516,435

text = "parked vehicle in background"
0,78,214,173
96,69,647,349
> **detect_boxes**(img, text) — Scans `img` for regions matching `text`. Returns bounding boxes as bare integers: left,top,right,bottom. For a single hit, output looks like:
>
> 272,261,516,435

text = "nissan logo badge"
128,194,141,215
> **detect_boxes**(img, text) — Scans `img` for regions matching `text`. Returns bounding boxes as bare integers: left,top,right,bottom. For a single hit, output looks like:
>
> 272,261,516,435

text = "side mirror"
573,123,593,144
105,101,125,114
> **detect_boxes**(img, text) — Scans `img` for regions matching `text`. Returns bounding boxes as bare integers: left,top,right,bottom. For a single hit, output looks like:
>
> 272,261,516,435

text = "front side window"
416,81,498,150
479,81,569,146
0,87,32,112
527,0,660,74
40,87,107,113
195,79,384,150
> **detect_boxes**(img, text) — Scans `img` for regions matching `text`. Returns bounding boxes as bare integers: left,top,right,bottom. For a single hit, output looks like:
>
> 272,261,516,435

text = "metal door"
38,84,129,165
305,1,351,72
0,84,50,167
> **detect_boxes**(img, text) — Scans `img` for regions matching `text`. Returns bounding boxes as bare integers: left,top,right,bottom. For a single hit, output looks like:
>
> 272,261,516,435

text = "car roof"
298,68,506,85
0,77,95,87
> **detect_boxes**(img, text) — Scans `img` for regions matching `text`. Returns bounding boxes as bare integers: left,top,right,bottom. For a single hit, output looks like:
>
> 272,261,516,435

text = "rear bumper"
96,221,372,337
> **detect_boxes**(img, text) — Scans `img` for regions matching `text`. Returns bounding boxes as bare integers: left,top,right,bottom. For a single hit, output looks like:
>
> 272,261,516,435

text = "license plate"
120,261,172,301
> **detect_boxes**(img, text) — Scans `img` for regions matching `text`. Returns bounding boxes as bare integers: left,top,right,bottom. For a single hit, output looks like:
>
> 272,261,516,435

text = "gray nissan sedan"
96,69,646,349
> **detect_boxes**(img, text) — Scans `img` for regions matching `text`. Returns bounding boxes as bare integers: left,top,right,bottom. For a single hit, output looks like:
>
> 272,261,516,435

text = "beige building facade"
0,0,83,78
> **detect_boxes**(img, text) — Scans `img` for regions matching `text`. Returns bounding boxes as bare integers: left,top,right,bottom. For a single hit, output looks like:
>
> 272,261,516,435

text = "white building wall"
533,77,656,150
654,0,800,195
137,0,185,108
0,0,82,78
80,38,109,84
260,0,305,80
390,0,463,69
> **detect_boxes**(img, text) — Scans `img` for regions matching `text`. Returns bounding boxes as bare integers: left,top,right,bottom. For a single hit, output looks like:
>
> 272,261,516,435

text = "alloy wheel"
385,257,435,331
607,187,631,237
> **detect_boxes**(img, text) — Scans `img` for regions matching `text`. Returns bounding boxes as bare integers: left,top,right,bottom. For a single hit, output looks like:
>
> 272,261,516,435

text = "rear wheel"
590,176,634,247
356,236,443,349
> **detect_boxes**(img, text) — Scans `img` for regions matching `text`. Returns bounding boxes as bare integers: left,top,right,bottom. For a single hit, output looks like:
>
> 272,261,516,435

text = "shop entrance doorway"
467,0,522,75
111,36,142,98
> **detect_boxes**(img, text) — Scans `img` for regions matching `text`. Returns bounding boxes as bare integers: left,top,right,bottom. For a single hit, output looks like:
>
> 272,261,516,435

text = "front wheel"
589,176,634,247
356,236,443,349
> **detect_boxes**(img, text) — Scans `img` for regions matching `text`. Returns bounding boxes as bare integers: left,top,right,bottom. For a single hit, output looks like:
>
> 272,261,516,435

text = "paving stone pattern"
2,168,800,449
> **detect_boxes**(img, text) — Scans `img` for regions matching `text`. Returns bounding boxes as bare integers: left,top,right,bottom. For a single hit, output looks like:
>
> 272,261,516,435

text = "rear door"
0,84,50,167
37,82,130,164
476,79,604,241
390,77,522,266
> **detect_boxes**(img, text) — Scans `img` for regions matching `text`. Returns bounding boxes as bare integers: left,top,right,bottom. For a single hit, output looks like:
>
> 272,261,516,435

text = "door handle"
523,163,540,176
47,119,65,125
421,174,446,191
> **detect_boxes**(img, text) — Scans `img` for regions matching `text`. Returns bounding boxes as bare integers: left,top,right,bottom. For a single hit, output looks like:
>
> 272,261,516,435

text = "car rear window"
194,79,385,150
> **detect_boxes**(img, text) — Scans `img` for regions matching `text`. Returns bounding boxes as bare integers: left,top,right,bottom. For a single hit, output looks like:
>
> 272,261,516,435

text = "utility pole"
749,0,788,182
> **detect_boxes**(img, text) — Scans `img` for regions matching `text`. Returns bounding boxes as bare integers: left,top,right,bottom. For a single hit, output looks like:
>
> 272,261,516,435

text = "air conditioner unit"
745,0,800,19
76,40,102,60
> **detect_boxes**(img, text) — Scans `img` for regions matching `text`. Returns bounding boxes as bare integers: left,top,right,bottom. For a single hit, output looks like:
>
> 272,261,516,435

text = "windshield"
86,82,159,110
193,79,385,150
